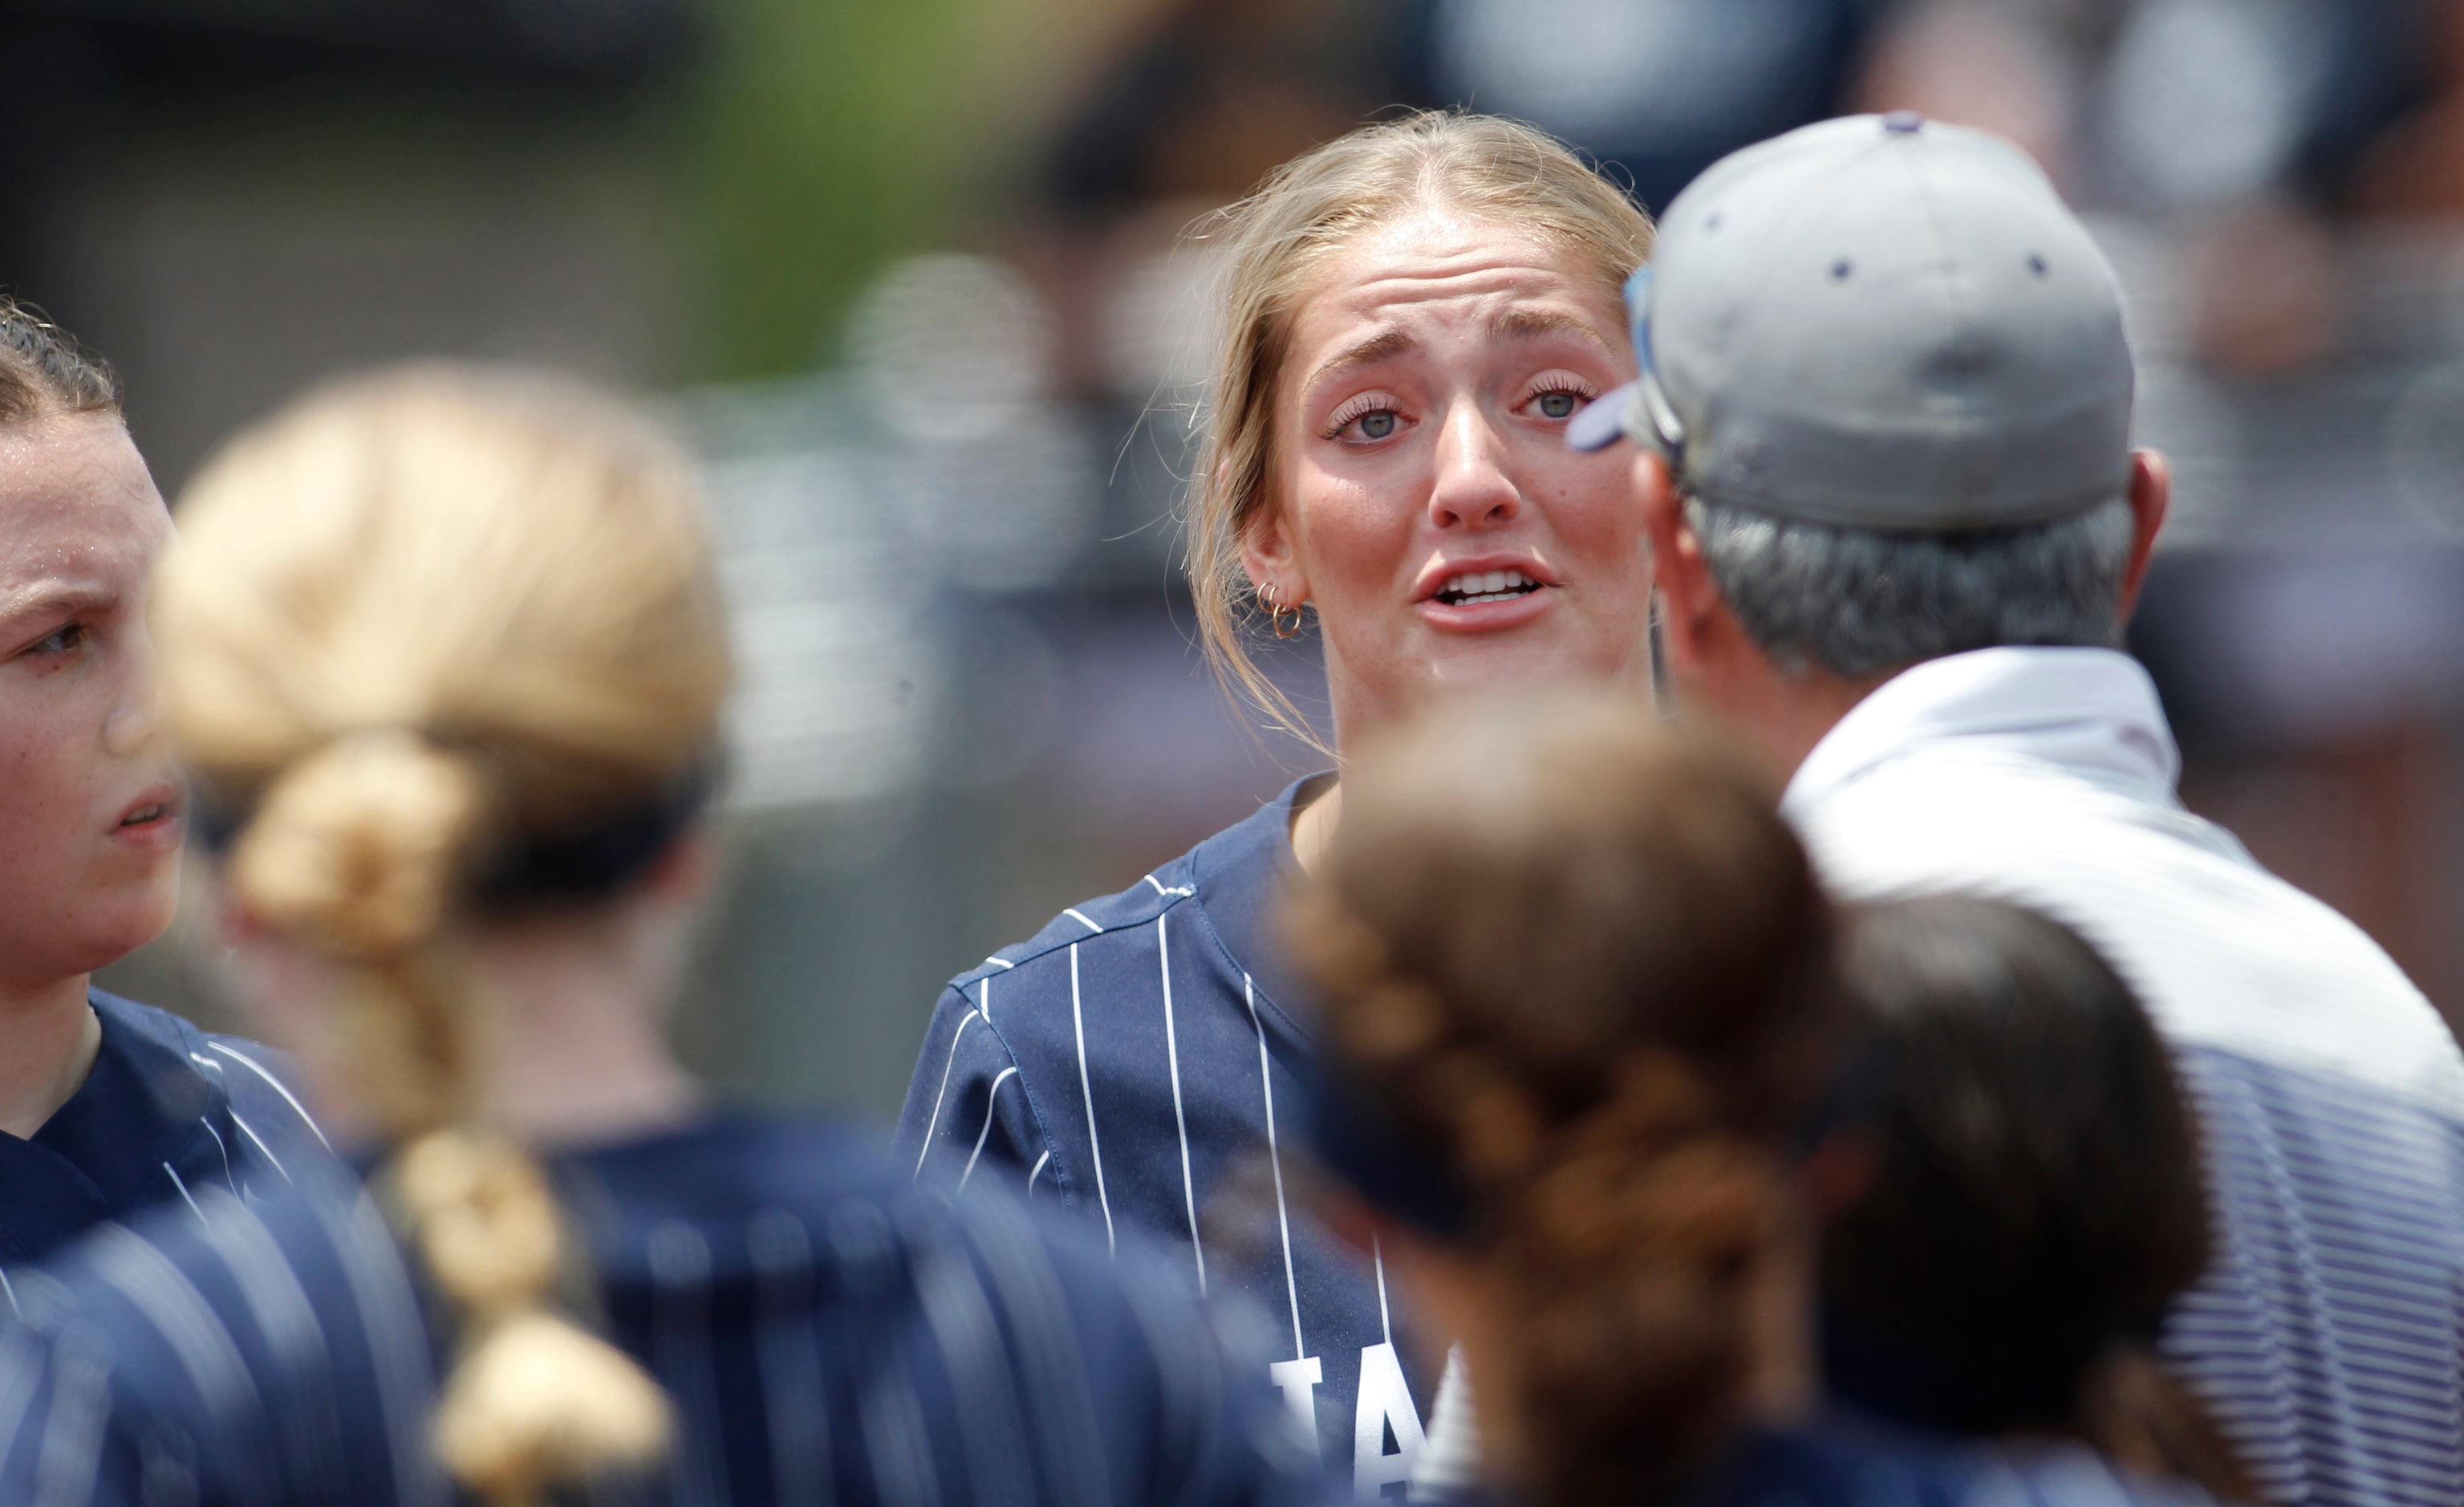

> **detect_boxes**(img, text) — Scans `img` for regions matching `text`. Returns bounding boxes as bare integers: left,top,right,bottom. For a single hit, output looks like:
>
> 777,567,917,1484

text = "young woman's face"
1246,211,1650,747
0,412,179,997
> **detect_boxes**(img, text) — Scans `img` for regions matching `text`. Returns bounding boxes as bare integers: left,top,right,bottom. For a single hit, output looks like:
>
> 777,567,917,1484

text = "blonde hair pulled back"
1185,112,1654,745
160,364,733,1507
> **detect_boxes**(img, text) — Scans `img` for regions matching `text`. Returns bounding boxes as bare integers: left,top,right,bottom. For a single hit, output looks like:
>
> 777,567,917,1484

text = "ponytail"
230,731,484,1130
399,1131,671,1507
224,725,674,1505
1488,1053,1788,1506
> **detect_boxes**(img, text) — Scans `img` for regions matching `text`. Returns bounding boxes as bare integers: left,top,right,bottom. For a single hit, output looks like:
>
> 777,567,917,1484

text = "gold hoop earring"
1259,584,1305,640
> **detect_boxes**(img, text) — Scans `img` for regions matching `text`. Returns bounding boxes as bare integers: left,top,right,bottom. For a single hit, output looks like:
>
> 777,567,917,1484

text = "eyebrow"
1301,328,1419,400
1489,307,1616,352
1301,309,1618,403
0,583,114,639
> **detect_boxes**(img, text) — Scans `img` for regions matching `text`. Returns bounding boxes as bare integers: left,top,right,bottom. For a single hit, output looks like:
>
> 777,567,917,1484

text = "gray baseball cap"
1569,112,2136,531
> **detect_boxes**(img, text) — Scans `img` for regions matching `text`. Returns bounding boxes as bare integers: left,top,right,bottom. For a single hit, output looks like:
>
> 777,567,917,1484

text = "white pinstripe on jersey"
913,1005,984,1180
1068,944,1116,1255
205,1042,331,1152
960,1069,1021,1190
1157,915,1208,1295
1243,973,1305,1363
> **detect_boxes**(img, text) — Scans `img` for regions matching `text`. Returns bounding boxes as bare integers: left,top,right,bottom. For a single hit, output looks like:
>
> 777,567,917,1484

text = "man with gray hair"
1573,113,2464,1505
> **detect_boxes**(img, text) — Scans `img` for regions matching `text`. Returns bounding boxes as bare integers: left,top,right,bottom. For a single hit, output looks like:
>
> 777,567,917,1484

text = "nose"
1426,400,1522,531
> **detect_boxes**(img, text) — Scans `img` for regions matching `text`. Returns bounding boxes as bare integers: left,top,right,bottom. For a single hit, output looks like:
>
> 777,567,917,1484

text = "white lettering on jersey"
1353,1341,1426,1498
1269,1355,1323,1439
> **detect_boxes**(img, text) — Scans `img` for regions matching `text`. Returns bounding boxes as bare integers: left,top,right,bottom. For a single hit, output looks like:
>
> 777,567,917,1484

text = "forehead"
1289,210,1623,355
0,412,168,592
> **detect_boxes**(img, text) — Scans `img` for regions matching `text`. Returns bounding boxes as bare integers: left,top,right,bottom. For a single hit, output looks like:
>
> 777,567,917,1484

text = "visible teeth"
124,804,162,825
1439,568,1541,603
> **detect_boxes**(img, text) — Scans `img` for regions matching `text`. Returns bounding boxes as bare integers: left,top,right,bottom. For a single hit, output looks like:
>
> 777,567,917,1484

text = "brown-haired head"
159,364,728,1506
0,297,122,424
1285,689,1845,1506
1185,112,1652,748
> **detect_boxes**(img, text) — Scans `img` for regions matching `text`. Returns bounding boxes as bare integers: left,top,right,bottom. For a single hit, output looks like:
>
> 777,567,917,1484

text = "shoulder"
1796,765,2464,1117
956,874,1195,994
87,991,335,1160
91,992,314,1118
574,1116,1191,1372
27,1163,422,1421
942,782,1308,1003
1712,1424,2217,1507
561,1114,908,1245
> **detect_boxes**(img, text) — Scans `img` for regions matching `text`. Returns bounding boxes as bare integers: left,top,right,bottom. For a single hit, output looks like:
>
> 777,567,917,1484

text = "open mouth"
120,802,168,828
1434,568,1546,607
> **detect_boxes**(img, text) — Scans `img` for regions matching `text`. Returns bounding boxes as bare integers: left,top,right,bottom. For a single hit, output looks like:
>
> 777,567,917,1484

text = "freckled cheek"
1536,457,1650,573
1288,472,1423,603
0,728,101,855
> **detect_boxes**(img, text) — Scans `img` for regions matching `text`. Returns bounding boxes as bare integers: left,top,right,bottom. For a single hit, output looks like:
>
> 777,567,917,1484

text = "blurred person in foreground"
1284,690,2226,1506
1827,895,2255,1502
899,110,1653,1488
0,366,1317,1507
0,298,327,1262
1573,112,2464,1506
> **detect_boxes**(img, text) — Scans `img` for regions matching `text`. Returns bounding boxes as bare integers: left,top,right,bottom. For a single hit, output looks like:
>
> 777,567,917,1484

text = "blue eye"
1356,411,1397,440
1536,392,1579,420
30,624,87,656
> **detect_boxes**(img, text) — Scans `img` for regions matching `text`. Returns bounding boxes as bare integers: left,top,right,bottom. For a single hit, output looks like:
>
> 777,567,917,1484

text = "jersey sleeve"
897,981,1054,1200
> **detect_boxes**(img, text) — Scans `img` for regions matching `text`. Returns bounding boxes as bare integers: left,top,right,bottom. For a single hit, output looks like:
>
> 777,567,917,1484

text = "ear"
1238,497,1309,608
2117,449,2171,624
1637,453,1715,675
642,825,718,908
1798,1130,1878,1218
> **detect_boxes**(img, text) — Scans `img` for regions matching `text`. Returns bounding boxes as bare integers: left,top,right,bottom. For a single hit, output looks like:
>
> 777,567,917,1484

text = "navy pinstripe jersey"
0,990,331,1266
898,778,1439,1496
1447,1421,2223,1507
0,1116,1324,1506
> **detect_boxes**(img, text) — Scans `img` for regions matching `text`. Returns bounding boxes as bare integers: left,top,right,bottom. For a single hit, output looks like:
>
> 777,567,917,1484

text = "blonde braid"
163,366,716,1505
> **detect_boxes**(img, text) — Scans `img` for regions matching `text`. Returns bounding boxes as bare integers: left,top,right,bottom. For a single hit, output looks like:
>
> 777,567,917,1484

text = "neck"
0,975,104,1139
1684,662,1889,787
466,910,702,1148
1739,1214,1823,1425
1289,778,1343,875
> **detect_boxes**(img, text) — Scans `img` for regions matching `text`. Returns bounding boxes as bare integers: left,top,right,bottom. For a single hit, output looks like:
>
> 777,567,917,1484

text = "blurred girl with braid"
1285,689,2227,1507
0,365,1317,1507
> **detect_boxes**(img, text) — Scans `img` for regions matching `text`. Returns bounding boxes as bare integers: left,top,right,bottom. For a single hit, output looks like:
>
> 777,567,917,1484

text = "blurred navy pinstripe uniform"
898,780,1435,1495
1442,1423,2224,1507
0,989,329,1267
0,1116,1323,1506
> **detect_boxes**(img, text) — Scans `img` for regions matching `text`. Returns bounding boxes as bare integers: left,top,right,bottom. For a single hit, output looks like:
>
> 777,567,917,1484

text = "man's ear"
2117,449,2171,624
1637,453,1714,674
